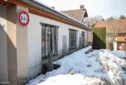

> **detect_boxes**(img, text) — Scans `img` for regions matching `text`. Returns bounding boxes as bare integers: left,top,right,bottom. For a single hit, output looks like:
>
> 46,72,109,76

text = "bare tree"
107,16,117,20
84,15,103,28
106,20,125,50
120,15,125,19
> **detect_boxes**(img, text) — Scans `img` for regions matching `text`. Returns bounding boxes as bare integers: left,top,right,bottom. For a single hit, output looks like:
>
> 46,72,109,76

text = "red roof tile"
95,19,126,33
61,9,88,22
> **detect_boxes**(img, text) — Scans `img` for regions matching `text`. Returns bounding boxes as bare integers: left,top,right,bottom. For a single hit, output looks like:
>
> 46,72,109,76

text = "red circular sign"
18,11,30,27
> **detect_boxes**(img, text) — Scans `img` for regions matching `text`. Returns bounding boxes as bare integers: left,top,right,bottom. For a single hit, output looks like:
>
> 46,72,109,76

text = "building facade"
0,0,89,85
95,19,126,51
28,13,88,79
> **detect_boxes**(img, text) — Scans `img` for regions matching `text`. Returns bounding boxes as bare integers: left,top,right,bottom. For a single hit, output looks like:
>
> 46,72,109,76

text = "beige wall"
88,31,93,42
16,6,28,84
6,5,28,85
0,5,8,82
7,5,18,85
0,4,29,85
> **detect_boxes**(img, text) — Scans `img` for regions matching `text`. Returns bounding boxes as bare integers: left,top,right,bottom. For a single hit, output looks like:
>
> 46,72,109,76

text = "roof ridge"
61,9,81,12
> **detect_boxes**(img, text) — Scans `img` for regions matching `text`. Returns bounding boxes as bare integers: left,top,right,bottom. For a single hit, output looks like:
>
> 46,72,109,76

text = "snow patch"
27,46,126,85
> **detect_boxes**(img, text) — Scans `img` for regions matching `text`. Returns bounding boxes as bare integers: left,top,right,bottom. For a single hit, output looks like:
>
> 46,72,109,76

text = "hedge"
93,27,106,49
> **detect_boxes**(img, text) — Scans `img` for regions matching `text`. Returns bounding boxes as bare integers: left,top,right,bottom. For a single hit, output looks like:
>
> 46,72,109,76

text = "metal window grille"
41,24,58,59
69,29,77,50
82,32,85,47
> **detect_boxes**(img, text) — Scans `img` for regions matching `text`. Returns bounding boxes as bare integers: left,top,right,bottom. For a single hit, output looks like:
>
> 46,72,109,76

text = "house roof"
95,19,126,33
4,0,88,30
62,9,88,22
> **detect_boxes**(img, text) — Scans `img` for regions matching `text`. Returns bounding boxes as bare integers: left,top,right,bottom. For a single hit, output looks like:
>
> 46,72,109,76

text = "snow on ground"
26,46,126,85
101,49,126,58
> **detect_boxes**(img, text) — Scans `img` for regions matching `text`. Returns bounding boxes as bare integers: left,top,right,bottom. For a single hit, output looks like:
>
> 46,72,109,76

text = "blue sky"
38,0,126,19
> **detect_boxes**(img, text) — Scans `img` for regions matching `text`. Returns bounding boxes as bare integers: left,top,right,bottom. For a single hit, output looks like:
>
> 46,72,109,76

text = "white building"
0,0,89,85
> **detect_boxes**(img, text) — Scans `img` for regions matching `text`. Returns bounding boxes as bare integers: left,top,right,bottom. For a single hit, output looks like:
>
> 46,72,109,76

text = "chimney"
52,6,55,9
80,5,84,11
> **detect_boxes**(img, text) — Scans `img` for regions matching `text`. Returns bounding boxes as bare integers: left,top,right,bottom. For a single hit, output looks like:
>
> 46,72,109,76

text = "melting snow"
26,46,126,85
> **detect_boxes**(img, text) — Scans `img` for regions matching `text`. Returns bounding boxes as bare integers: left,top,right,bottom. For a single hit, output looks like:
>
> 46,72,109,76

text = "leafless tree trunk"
106,20,124,50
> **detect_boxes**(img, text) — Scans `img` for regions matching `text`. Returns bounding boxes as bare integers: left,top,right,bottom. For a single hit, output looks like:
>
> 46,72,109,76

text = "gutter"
19,0,89,30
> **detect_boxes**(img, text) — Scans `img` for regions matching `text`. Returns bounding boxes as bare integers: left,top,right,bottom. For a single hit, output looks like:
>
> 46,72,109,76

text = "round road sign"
17,10,30,27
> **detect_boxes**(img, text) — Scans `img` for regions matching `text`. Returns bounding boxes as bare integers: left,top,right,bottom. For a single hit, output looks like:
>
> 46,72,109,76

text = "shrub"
93,27,106,49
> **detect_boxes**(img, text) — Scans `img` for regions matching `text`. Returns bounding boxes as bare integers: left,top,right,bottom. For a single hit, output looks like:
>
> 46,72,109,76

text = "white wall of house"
113,41,117,50
28,13,88,79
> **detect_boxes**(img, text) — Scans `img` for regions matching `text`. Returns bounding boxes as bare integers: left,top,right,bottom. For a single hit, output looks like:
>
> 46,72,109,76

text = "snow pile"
102,50,126,58
98,50,126,85
37,74,106,85
26,46,126,85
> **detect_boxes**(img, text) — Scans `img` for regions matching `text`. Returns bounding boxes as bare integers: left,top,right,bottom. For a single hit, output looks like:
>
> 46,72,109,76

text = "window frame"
69,29,77,50
41,23,58,59
82,31,85,47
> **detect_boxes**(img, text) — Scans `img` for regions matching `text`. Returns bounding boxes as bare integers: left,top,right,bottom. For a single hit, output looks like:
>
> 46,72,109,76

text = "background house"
62,5,88,23
95,19,126,50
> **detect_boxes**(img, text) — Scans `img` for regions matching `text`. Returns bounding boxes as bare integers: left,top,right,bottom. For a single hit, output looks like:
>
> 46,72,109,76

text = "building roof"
62,9,88,22
4,0,88,30
95,19,126,33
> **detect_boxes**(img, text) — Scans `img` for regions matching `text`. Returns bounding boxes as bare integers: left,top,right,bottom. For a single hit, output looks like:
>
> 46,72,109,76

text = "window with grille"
69,29,77,50
82,32,85,47
41,24,58,59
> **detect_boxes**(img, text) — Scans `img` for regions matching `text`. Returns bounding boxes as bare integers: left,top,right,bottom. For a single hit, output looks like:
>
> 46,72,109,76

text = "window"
69,29,77,50
82,32,85,47
41,24,58,59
